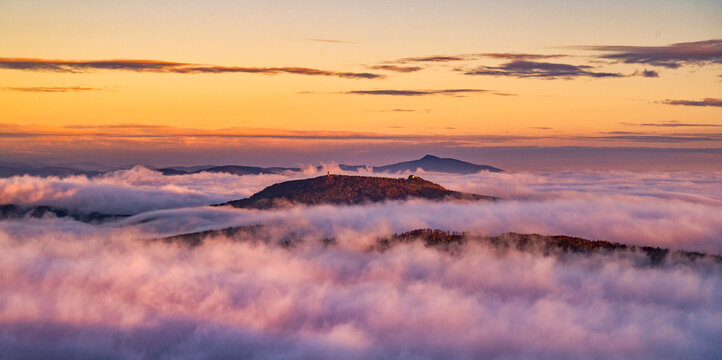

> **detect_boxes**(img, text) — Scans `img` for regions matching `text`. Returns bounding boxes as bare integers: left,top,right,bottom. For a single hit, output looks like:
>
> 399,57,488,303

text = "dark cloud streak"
367,65,423,73
1,86,101,93
345,89,491,96
0,58,383,79
574,39,722,69
659,98,722,107
463,60,624,79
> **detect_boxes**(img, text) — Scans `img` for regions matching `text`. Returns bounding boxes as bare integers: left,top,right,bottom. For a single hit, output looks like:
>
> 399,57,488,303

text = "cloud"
0,57,383,79
367,109,424,113
391,53,568,63
587,134,722,143
3,169,721,252
308,38,352,44
479,53,569,60
624,121,722,128
463,60,624,79
345,89,491,96
574,39,722,69
637,69,659,77
659,98,722,107
0,169,721,359
1,86,102,93
396,55,473,63
1,123,720,170
367,65,423,73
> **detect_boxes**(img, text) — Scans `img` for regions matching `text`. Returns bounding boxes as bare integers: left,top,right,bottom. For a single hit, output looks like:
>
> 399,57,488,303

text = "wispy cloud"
345,89,492,96
573,39,722,69
463,60,623,79
392,53,568,64
367,109,426,113
659,98,722,107
0,57,383,79
479,53,569,60
636,69,659,78
308,38,352,44
623,121,722,128
367,65,423,73
1,86,102,93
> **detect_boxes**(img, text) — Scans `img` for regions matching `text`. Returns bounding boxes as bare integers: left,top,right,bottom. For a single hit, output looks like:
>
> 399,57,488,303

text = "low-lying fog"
0,167,720,359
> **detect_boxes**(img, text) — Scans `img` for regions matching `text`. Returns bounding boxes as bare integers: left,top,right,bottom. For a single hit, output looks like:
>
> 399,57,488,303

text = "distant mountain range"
0,166,102,178
161,155,502,176
0,204,129,223
215,174,496,209
334,155,503,174
155,165,301,176
0,155,501,178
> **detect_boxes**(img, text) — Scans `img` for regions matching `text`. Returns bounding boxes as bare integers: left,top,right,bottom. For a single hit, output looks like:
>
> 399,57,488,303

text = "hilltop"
215,174,496,209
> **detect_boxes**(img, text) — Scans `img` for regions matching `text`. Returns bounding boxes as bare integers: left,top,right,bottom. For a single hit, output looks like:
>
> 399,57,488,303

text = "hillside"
215,174,496,209
158,226,721,266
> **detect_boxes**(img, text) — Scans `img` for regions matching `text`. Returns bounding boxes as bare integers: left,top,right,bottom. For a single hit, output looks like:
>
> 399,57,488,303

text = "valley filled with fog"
0,168,720,359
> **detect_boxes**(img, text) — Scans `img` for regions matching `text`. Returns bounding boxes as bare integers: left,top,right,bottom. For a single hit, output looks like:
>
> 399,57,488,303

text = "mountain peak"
420,154,440,160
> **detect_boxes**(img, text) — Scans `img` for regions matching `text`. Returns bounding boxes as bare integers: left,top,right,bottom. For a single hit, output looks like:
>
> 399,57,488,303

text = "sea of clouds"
0,167,720,359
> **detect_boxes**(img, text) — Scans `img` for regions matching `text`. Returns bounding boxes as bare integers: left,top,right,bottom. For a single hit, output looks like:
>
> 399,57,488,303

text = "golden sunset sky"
0,0,720,168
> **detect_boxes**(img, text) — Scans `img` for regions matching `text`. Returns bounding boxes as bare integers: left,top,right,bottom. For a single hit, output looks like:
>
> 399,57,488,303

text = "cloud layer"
2,168,720,252
463,60,623,79
0,57,383,79
0,168,721,358
578,39,722,69
0,213,720,359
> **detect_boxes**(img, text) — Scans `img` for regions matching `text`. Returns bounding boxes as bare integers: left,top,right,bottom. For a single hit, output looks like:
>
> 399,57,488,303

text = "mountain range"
335,155,503,174
0,155,501,178
0,204,129,223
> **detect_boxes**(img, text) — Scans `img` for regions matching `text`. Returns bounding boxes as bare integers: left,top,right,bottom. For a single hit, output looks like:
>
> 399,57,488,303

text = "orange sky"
0,1,720,168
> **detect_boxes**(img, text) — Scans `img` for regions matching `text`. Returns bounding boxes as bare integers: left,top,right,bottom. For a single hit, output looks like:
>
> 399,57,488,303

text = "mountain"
0,204,129,223
155,165,301,176
157,226,720,266
370,155,503,174
322,155,503,174
215,174,496,209
158,155,502,177
0,166,102,178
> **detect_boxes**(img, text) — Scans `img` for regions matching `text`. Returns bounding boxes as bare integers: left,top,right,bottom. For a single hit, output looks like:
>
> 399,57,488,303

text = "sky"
0,0,720,169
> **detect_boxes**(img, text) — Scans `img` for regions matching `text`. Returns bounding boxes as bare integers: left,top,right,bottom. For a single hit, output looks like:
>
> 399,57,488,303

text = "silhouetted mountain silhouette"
0,204,128,223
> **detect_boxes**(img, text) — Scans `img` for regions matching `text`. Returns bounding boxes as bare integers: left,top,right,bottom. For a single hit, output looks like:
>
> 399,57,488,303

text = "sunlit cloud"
345,89,492,96
623,121,722,128
308,38,353,44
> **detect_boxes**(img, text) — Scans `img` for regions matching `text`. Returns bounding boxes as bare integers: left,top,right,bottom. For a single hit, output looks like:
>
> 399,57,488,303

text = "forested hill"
215,174,496,209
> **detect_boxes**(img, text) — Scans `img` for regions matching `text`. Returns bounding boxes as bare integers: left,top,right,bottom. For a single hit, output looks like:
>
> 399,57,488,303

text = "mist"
0,168,720,358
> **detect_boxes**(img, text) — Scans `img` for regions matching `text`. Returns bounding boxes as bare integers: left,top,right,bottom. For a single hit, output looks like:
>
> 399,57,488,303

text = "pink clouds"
0,226,719,359
0,169,720,358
